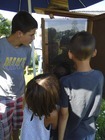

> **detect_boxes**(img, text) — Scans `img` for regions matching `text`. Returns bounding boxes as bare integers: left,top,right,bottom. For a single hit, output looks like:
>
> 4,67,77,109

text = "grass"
24,72,34,85
24,66,40,85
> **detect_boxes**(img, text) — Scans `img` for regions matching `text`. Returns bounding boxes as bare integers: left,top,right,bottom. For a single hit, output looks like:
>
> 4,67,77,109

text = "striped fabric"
0,96,23,140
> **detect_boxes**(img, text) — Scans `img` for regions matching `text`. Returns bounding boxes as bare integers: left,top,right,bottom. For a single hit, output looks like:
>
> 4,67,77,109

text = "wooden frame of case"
38,8,105,77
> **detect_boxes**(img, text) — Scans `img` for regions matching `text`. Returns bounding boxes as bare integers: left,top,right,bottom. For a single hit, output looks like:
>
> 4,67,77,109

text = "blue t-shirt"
60,70,104,140
0,37,31,97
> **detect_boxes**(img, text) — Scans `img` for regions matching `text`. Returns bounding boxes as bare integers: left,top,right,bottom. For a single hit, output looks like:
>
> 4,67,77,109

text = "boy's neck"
75,59,92,72
7,35,21,48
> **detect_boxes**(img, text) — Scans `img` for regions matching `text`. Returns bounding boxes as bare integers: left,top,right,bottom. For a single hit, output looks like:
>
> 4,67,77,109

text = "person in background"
51,62,72,140
20,73,59,140
58,31,104,140
51,36,75,140
53,62,72,80
0,11,38,140
53,35,71,64
52,35,74,75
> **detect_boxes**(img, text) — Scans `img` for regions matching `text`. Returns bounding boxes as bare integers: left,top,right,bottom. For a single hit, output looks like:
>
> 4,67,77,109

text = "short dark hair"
60,36,70,51
11,11,38,34
53,62,72,79
69,31,96,60
25,73,59,119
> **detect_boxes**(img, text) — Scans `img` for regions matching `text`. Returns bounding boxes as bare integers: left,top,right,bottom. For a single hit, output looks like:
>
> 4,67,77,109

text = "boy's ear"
17,30,23,38
92,49,97,57
68,51,73,59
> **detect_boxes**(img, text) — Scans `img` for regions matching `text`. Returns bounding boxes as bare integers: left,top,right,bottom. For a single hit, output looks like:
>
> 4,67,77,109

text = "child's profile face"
20,28,37,46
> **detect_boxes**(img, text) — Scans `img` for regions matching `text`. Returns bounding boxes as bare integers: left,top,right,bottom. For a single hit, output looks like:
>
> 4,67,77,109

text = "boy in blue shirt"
0,11,38,140
58,31,104,140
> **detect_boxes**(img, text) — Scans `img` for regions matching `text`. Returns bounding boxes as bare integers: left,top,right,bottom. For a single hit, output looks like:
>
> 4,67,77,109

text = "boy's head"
53,63,72,79
69,31,96,61
11,11,38,46
11,11,38,34
60,36,70,52
25,73,59,119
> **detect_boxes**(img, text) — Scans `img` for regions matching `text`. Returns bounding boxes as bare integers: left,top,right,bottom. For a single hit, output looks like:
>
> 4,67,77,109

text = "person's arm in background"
58,107,69,140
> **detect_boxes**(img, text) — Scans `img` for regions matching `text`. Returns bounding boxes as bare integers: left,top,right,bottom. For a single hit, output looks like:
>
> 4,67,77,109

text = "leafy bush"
0,14,11,37
29,51,38,68
96,99,105,140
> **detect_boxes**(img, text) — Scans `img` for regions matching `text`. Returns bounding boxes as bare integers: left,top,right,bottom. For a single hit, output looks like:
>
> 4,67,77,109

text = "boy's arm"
58,107,69,140
50,109,58,130
44,109,58,130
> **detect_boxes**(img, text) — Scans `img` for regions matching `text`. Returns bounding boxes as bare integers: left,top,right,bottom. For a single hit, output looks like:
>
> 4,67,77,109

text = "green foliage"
29,51,38,68
96,99,105,140
0,14,11,37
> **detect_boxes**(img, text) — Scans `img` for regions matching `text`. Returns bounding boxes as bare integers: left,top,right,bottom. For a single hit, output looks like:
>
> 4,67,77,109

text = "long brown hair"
25,73,59,119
